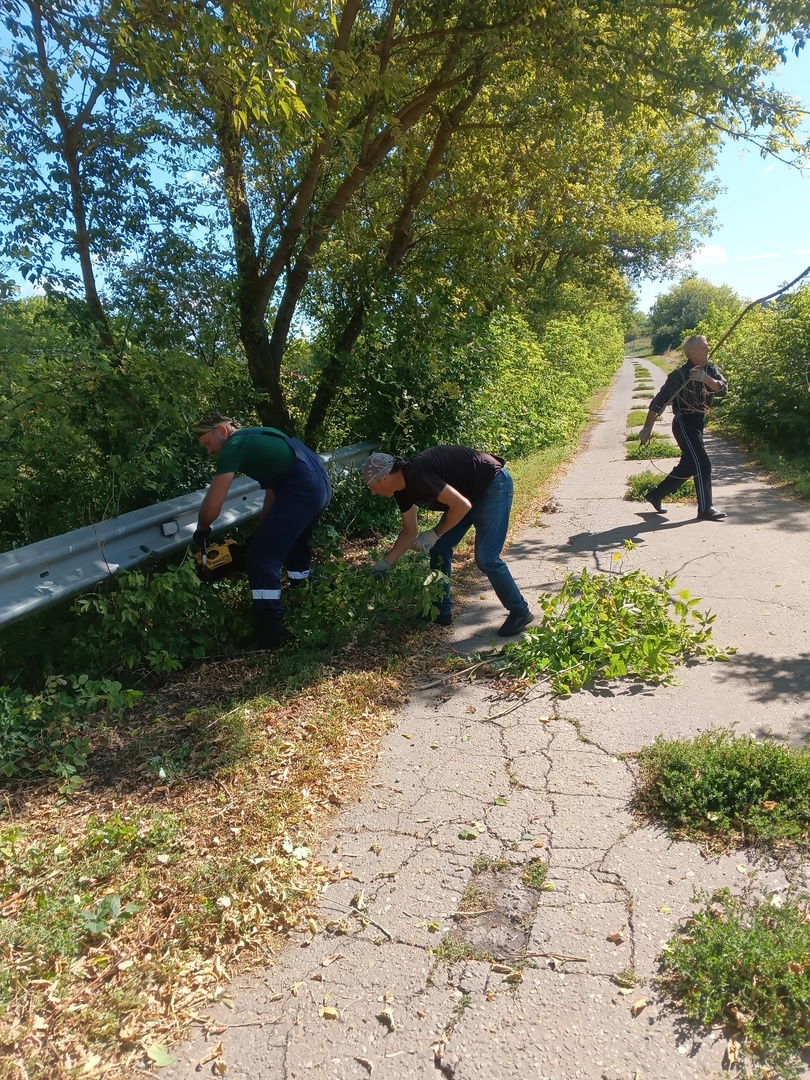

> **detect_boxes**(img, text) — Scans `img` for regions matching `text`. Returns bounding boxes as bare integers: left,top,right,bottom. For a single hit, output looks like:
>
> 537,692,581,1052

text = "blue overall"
249,435,331,631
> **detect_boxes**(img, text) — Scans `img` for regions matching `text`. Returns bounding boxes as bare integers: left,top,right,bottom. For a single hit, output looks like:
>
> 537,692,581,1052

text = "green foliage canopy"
699,282,810,458
649,276,742,354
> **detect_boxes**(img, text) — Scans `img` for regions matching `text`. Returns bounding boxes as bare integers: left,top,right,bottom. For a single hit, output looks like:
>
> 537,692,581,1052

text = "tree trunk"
304,63,486,446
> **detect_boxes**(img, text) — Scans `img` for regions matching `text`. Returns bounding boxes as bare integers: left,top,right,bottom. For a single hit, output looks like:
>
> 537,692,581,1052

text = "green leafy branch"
460,559,732,696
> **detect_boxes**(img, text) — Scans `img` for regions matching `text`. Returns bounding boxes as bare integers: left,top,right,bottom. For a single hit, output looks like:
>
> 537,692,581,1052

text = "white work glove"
689,366,709,383
410,529,439,554
369,558,392,578
638,424,654,447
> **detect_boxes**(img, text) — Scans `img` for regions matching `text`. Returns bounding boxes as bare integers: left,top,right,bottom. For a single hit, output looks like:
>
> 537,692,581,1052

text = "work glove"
369,558,392,578
193,526,211,547
688,366,709,383
638,424,654,448
410,528,439,554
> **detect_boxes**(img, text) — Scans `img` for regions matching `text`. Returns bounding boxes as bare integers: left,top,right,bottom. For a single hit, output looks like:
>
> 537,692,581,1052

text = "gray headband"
361,453,396,485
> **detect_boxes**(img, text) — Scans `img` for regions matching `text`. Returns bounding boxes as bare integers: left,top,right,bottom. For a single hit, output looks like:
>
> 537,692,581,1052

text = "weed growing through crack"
521,859,548,889
634,730,810,849
459,882,493,912
626,440,680,460
432,934,493,964
658,887,810,1080
472,855,510,875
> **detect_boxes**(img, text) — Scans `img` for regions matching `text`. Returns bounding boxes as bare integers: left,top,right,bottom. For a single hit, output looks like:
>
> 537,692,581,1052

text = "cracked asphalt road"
163,358,810,1080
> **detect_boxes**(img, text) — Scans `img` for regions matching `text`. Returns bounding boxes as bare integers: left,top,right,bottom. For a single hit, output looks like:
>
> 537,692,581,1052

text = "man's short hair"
682,335,708,358
196,413,239,436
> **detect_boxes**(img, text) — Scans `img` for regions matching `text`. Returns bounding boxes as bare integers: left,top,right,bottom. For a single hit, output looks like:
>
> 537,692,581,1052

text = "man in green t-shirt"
194,414,331,648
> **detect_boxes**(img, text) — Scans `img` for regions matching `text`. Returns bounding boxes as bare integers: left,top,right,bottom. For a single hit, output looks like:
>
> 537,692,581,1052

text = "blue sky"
635,45,810,314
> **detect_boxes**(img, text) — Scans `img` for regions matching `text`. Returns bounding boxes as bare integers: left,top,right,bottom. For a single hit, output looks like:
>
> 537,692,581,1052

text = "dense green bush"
457,310,624,459
658,887,810,1080
635,729,810,845
699,286,810,460
649,276,741,354
324,304,624,461
0,295,253,547
71,559,237,675
0,675,140,788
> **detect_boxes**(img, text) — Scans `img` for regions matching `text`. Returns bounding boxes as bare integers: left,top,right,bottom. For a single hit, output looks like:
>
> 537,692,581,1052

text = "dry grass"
0,655,416,1079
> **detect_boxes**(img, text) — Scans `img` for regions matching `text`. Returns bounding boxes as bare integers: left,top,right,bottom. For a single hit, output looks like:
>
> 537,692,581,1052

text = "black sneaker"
697,507,726,521
497,610,535,637
645,490,665,513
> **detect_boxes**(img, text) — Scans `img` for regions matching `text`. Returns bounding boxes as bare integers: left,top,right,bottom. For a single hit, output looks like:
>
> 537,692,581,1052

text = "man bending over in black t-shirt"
361,446,533,637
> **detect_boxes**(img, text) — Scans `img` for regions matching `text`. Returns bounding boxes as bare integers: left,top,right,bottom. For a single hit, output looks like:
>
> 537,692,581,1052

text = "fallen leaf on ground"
723,1039,741,1068
145,1044,174,1068
630,999,647,1017
195,1040,225,1072
376,1008,396,1032
354,1058,374,1075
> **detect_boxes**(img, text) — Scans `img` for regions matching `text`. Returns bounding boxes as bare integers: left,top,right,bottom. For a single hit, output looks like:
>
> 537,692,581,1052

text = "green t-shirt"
214,428,295,487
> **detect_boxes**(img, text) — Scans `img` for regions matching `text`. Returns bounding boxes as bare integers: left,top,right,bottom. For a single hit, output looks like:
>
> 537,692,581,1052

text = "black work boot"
243,613,288,651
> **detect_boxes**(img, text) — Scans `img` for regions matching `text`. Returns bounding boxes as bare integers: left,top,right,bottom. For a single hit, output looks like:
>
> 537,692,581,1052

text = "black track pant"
650,413,713,514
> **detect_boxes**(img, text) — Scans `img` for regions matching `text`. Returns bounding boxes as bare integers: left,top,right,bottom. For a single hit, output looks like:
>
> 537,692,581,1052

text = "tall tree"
0,0,185,351
649,276,742,353
117,0,807,434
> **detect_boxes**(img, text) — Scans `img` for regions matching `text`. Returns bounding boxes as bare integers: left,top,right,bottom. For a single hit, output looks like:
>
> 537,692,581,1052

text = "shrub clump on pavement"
658,886,810,1080
634,730,810,848
626,469,696,503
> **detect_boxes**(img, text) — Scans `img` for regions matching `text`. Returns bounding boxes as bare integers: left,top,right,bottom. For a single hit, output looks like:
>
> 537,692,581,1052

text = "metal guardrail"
0,440,378,631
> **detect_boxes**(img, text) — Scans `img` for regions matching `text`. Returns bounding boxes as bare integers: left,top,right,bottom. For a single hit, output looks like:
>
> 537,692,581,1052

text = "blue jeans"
429,469,529,619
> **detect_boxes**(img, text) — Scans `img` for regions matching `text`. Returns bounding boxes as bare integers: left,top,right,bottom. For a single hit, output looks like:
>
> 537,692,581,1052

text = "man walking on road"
194,414,331,648
361,446,533,636
639,334,728,521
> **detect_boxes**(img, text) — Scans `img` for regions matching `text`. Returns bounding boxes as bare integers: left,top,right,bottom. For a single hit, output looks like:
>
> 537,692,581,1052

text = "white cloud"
689,244,728,267
793,248,810,255
734,252,780,262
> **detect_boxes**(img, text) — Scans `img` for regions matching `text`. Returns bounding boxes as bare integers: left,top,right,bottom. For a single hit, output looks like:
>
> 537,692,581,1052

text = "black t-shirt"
394,446,504,513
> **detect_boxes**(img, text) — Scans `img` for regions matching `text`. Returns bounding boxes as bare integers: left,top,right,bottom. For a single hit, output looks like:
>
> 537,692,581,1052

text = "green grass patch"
432,933,493,963
468,557,731,695
634,730,810,848
626,409,649,426
472,854,510,874
626,470,696,503
626,441,680,460
658,887,810,1079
